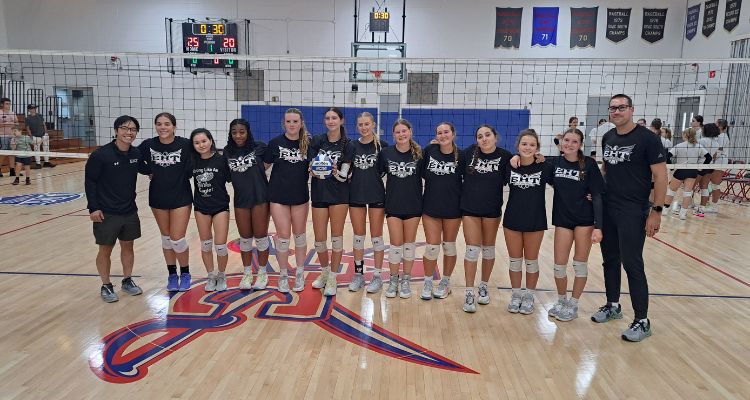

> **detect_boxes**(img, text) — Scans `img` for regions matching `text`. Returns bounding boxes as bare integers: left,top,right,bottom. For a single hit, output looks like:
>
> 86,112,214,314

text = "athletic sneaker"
100,285,119,303
293,269,305,292
385,276,399,298
121,277,143,296
694,207,705,218
323,274,337,296
433,278,451,299
507,291,523,313
399,275,412,299
205,272,218,292
367,275,383,293
679,208,688,220
519,292,535,315
622,319,652,342
253,269,268,290
167,274,179,292
704,204,718,214
670,202,681,215
556,304,579,322
239,269,253,290
215,272,227,291
349,273,365,292
420,280,433,300
312,270,329,289
477,284,490,305
179,273,191,291
591,303,623,323
463,291,477,313
43,161,56,168
548,298,567,318
278,275,290,293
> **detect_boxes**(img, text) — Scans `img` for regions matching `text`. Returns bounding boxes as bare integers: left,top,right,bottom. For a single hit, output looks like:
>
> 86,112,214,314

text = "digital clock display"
182,22,238,68
369,11,390,32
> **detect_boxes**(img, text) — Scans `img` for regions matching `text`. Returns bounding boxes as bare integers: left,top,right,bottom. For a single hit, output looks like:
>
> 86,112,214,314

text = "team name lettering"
228,152,257,172
278,146,304,163
150,148,182,166
509,171,543,189
554,167,580,181
387,160,418,178
473,157,502,174
354,153,377,169
603,144,635,165
427,156,456,175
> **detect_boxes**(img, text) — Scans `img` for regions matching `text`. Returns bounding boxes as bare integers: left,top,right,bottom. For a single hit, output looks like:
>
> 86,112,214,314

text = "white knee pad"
314,241,328,253
553,264,567,278
331,236,344,252
255,236,270,251
201,239,213,253
442,241,457,256
403,243,416,261
481,245,496,260
525,259,539,273
666,188,675,197
215,244,228,257
294,233,306,248
509,257,523,272
464,245,481,262
161,235,172,250
683,191,693,198
573,261,588,278
239,237,253,252
353,235,366,250
701,189,710,197
275,237,290,253
388,245,403,264
171,237,189,253
423,244,440,261
372,236,385,252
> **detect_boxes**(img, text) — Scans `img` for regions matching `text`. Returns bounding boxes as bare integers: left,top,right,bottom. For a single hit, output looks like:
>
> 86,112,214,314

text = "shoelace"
466,293,475,305
478,286,488,297
629,320,646,331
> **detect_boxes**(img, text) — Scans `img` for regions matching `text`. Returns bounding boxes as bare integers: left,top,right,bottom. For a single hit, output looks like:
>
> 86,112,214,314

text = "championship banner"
532,7,559,47
703,0,719,37
685,4,700,41
494,7,523,49
570,7,598,48
724,0,742,32
606,8,631,43
641,8,667,44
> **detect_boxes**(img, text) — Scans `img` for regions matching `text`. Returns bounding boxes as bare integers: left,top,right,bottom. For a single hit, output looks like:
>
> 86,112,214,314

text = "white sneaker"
323,274,337,296
293,269,305,292
477,284,490,305
548,298,567,317
507,291,522,313
704,204,718,214
519,292,535,315
385,276,399,298
463,291,477,313
253,269,268,290
366,274,383,293
670,202,681,215
399,275,412,299
433,278,451,299
348,273,365,292
420,280,433,300
278,275,290,293
205,271,217,292
679,208,687,220
312,269,329,289
239,268,253,290
215,272,227,291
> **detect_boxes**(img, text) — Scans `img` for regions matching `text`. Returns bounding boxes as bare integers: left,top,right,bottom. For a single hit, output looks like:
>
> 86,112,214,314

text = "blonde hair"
285,108,310,156
682,127,698,145
436,122,459,164
393,118,421,161
358,111,381,153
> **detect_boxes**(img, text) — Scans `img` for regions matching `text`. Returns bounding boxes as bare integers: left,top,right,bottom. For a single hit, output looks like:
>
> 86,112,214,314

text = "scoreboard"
182,22,238,68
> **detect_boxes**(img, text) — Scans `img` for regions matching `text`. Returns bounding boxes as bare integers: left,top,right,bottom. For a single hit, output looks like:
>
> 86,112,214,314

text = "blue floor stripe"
0,271,141,278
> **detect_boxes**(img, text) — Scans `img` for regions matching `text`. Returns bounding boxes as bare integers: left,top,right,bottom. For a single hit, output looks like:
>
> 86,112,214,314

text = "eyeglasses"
118,126,138,133
608,105,631,113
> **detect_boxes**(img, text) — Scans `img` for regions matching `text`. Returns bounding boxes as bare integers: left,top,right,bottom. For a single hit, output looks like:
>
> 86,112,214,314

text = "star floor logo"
89,241,477,383
0,192,84,206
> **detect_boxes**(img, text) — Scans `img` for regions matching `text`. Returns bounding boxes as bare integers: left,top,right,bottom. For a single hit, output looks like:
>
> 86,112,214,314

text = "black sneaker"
121,277,143,296
12,177,19,185
101,285,119,303
31,163,42,170
43,161,56,168
25,177,31,185
10,168,16,177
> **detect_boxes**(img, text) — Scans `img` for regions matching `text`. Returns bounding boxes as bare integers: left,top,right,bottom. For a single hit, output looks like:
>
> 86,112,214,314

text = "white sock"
323,266,331,274
244,266,253,275
639,318,649,324
424,276,433,284
512,288,522,295
569,297,579,306
610,302,619,308
526,289,535,296
280,268,288,277
558,294,567,301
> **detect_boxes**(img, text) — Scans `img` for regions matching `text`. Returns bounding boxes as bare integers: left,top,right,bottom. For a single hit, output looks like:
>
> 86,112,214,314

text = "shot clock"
182,22,238,68
369,11,390,32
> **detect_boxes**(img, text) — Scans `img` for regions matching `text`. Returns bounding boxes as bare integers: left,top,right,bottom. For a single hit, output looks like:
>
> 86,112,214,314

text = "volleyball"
310,153,334,179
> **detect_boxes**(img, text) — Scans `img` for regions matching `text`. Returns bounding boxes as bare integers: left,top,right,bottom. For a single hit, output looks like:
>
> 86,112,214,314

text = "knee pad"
553,264,567,278
331,236,344,252
215,244,228,257
573,261,588,278
314,241,328,253
255,236,270,251
353,235,366,250
294,233,306,248
683,191,693,198
481,245,496,260
275,237,290,253
666,188,675,197
525,259,540,273
464,245,481,262
372,236,385,252
239,237,253,252
701,189,710,197
509,257,523,272
388,245,403,264
423,244,440,261
403,243,416,261
161,235,172,250
201,239,213,253
442,241,457,256
171,237,189,253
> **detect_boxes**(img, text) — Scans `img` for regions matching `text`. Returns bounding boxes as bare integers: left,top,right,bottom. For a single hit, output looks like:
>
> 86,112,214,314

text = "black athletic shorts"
673,169,699,180
698,169,714,176
349,202,385,209
93,212,141,246
195,208,230,217
386,213,421,221
15,156,32,166
461,210,502,219
312,201,349,208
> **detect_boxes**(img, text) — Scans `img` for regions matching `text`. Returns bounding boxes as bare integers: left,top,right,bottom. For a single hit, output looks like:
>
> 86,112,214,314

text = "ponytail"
468,144,480,174
577,149,586,181
409,139,422,161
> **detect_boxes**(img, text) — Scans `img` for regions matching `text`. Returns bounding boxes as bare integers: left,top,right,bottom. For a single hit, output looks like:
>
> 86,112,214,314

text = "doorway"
54,87,96,147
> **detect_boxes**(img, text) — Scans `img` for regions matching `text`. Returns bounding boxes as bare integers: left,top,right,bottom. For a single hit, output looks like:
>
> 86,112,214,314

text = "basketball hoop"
371,70,384,82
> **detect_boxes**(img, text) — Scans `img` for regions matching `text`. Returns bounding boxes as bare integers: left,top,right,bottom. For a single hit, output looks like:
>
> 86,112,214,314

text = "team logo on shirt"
427,156,456,175
554,167,580,181
194,168,216,197
228,152,257,172
318,149,342,164
353,153,377,169
603,144,635,164
278,146,305,163
509,171,543,189
473,157,503,174
150,148,182,167
387,160,418,178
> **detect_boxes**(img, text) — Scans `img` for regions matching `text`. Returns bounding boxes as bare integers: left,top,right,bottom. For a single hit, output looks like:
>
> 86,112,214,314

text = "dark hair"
702,123,720,138
716,118,728,132
568,116,578,125
598,118,607,124
0,97,10,105
693,115,704,126
468,124,498,174
436,122,459,163
393,118,421,161
189,128,217,162
563,128,587,180
610,94,633,106
225,118,256,154
325,107,349,157
515,129,540,150
113,115,140,132
650,118,662,130
154,112,176,126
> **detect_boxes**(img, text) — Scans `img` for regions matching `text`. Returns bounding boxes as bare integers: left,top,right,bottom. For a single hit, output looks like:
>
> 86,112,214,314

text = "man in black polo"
85,115,144,302
591,94,667,342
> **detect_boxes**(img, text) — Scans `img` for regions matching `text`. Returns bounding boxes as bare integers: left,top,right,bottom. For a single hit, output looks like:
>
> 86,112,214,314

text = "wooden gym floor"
0,161,748,399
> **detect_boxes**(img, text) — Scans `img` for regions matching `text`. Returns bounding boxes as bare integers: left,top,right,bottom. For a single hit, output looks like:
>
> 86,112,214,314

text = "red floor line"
0,207,88,237
653,237,750,288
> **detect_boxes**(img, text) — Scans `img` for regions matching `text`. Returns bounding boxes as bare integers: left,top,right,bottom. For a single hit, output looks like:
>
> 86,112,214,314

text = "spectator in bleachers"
26,104,55,169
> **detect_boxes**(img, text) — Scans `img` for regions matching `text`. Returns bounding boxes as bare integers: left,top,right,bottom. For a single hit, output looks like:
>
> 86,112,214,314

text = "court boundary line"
652,236,750,288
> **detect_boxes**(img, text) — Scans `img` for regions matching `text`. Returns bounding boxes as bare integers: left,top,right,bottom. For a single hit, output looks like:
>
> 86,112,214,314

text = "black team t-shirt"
378,145,423,216
350,138,388,205
225,142,268,209
460,145,512,218
85,141,141,215
503,161,552,232
601,124,665,212
548,156,605,229
191,152,231,214
422,143,463,219
138,136,193,209
264,134,310,206
309,133,354,204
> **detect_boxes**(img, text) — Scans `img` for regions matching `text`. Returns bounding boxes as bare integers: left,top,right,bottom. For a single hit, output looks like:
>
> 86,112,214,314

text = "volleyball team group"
85,94,667,342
